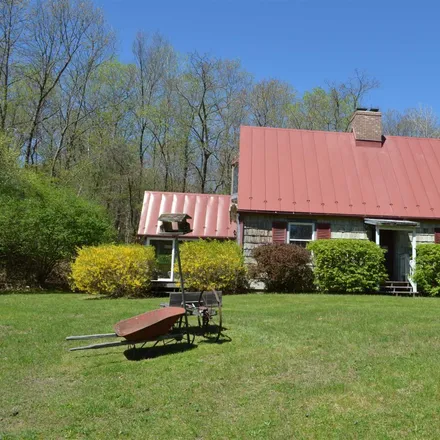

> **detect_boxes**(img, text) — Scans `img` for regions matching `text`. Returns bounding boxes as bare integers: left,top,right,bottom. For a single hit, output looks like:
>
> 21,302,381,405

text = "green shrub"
176,240,246,293
414,244,440,296
71,244,156,297
0,166,115,286
250,244,313,292
307,239,387,293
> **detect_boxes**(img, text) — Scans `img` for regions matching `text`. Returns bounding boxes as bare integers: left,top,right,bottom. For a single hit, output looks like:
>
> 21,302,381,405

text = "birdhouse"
158,213,192,236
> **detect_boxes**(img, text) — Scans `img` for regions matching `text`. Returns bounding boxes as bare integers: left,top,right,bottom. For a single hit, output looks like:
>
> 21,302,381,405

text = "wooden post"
157,213,193,343
411,229,417,295
175,239,191,344
375,226,381,291
411,230,417,262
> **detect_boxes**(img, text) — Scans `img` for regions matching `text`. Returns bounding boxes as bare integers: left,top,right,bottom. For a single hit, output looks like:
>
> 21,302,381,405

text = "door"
148,238,175,281
380,230,396,280
395,230,412,281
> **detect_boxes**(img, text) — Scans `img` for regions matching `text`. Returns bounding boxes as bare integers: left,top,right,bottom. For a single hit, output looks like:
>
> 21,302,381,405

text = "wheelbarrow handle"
65,333,117,341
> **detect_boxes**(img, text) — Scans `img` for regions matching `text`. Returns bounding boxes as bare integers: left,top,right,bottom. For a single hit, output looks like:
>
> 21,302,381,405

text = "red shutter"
272,221,287,244
316,223,331,240
435,228,440,244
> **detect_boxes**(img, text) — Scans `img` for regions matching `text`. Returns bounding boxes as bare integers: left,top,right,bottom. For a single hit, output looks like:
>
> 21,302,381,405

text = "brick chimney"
349,108,383,143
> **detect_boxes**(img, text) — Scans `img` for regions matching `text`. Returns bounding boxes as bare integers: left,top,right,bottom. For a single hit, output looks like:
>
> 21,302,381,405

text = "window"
288,222,315,247
147,238,175,281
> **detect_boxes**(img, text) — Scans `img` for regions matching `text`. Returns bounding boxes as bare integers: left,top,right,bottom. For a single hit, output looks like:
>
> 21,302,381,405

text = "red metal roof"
238,126,440,219
138,191,236,239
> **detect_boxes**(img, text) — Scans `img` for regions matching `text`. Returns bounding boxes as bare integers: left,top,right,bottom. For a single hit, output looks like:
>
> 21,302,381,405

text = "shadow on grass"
199,335,232,345
83,295,162,300
124,342,197,361
0,290,72,296
187,324,232,345
121,325,232,360
83,296,115,300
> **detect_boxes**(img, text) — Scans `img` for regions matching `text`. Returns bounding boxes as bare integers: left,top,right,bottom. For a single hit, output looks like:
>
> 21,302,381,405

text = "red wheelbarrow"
66,213,196,353
66,307,187,351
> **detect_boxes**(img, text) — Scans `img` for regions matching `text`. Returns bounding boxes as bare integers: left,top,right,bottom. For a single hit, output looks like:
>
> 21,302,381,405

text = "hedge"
413,244,440,296
71,244,156,297
307,239,387,293
176,240,246,293
250,243,313,292
0,154,115,286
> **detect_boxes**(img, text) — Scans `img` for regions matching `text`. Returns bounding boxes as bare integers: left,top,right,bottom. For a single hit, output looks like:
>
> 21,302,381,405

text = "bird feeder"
158,213,192,236
157,213,192,343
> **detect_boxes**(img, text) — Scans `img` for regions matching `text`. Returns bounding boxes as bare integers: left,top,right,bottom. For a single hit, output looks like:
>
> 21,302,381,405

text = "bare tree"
176,53,248,193
132,32,175,171
47,9,114,176
22,0,106,165
291,70,380,132
383,105,440,138
0,0,27,132
173,85,196,192
339,70,380,112
212,60,249,192
248,78,296,128
175,53,217,193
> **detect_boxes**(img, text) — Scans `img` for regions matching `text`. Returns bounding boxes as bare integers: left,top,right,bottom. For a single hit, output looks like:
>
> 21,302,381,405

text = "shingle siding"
328,218,367,240
241,214,440,264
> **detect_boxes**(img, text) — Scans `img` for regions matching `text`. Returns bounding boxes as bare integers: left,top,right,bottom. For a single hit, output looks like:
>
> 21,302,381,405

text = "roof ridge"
241,125,440,143
385,134,440,142
241,125,347,136
144,190,230,198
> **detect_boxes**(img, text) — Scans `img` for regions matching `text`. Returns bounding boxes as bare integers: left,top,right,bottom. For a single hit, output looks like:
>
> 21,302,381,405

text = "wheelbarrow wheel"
198,290,222,342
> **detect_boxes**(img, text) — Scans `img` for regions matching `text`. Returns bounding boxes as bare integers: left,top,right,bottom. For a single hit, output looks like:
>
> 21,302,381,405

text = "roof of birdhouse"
158,213,192,223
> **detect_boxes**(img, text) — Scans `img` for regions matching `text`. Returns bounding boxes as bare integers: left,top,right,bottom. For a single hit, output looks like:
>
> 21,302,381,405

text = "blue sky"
92,0,440,113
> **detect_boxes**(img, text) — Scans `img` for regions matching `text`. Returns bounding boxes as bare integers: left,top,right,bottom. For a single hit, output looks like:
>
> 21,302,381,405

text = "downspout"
236,212,241,245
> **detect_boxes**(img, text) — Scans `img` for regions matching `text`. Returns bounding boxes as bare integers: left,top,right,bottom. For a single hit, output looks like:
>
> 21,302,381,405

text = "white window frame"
287,222,316,245
147,237,175,281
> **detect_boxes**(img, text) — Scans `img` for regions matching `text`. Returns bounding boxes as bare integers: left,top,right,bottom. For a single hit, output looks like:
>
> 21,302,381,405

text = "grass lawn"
2,293,440,439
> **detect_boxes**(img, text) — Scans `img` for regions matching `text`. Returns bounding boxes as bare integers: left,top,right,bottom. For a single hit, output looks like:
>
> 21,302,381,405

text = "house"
139,109,440,294
234,109,440,293
137,191,236,282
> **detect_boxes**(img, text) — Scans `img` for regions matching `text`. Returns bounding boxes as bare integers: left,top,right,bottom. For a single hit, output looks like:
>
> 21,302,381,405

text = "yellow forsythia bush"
71,244,156,297
175,240,246,293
